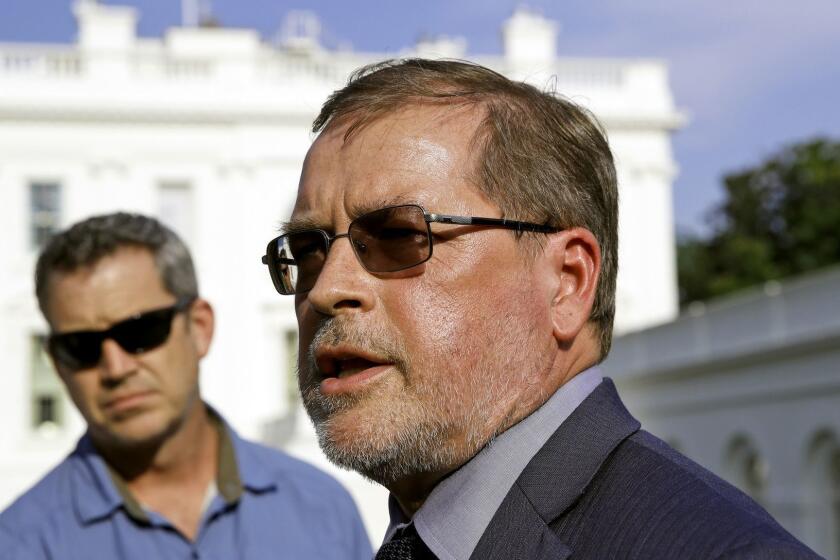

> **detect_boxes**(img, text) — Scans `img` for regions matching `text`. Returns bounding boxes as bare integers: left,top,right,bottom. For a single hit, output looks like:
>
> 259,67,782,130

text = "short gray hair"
35,212,198,321
314,59,619,360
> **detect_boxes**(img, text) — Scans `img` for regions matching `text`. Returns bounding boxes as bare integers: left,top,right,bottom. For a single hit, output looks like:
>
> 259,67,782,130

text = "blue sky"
3,0,839,235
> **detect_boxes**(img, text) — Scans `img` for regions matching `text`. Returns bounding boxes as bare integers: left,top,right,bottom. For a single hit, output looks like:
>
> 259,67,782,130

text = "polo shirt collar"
72,404,275,525
72,435,125,524
214,408,276,496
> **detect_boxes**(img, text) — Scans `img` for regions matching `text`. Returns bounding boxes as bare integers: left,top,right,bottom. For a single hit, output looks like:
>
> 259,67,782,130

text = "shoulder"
0,457,78,556
214,407,357,510
235,437,362,516
233,437,371,555
556,430,819,558
713,539,825,559
615,431,776,524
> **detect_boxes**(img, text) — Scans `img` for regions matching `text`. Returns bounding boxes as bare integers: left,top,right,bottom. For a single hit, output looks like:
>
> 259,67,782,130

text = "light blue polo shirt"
0,411,372,560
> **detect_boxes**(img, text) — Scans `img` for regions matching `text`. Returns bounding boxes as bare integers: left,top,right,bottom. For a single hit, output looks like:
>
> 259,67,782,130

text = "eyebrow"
279,216,324,235
346,194,420,221
281,194,424,234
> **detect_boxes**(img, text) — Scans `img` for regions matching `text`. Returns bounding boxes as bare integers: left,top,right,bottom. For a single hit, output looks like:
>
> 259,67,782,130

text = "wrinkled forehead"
291,104,488,228
44,246,171,329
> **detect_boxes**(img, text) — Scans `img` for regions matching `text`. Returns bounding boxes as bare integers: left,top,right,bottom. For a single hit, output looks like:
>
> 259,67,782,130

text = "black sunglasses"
261,204,559,295
47,296,196,371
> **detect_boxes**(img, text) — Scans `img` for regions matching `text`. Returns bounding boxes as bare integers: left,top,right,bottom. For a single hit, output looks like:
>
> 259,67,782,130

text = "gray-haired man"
263,59,819,559
1,212,371,560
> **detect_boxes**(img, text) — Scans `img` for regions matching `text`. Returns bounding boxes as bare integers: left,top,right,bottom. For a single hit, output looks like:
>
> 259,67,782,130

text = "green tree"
678,138,840,305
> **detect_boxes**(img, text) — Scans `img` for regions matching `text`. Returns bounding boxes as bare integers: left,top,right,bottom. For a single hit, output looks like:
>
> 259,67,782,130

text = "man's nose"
98,338,138,383
305,237,375,315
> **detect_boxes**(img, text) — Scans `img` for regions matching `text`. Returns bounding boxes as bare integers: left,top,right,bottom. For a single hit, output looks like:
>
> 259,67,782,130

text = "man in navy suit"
262,59,820,559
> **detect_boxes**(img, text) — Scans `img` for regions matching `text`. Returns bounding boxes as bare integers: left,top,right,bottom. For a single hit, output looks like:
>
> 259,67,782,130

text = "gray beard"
302,384,461,486
298,318,469,487
297,309,537,488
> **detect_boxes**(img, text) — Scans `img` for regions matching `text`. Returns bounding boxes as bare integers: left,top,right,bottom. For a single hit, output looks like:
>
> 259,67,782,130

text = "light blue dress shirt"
0,414,372,560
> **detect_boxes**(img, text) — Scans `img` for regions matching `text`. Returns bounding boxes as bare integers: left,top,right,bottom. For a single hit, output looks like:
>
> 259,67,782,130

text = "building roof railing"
0,39,683,130
0,44,84,78
0,43,630,86
0,42,660,96
603,265,840,381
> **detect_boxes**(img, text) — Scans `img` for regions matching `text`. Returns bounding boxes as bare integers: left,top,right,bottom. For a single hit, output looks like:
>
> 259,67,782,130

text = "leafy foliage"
677,138,840,305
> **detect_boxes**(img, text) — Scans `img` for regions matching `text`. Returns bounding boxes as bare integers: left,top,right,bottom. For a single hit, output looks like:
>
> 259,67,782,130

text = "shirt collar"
216,409,277,496
72,404,276,525
384,368,603,560
72,435,125,524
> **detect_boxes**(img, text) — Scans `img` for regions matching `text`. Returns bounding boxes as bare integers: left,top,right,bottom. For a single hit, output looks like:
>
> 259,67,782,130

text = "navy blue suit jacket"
469,379,821,559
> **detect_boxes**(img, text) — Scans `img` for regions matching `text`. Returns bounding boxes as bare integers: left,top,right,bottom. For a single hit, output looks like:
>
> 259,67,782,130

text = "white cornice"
0,104,686,132
0,105,317,126
598,112,688,132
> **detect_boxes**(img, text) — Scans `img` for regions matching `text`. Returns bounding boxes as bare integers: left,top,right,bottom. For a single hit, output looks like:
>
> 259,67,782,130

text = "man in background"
1,212,371,559
262,59,819,559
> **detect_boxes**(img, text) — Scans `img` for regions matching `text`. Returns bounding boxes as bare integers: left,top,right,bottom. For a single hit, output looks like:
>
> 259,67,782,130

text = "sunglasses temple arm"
261,255,297,265
426,213,557,233
426,213,474,226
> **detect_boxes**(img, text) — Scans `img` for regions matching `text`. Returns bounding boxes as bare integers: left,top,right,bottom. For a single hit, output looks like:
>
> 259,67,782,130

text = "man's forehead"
50,246,158,289
46,246,171,329
291,104,485,227
284,194,423,234
308,105,478,169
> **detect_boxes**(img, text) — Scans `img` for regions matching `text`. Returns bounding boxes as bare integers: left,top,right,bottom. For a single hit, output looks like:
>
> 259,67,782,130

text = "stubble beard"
299,318,493,487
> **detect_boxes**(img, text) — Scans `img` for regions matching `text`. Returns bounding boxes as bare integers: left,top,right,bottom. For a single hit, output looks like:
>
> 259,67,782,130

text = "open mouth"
316,348,386,377
331,357,382,379
314,347,393,394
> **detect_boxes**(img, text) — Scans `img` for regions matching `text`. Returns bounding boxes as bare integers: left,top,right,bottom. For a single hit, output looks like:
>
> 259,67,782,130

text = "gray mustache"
305,318,409,376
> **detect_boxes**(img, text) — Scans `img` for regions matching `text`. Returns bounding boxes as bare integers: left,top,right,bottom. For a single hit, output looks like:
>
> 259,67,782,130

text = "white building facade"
603,267,840,559
0,1,683,541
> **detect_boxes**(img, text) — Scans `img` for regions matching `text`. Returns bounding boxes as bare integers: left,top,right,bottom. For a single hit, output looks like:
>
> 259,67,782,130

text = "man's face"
46,246,210,449
293,105,558,486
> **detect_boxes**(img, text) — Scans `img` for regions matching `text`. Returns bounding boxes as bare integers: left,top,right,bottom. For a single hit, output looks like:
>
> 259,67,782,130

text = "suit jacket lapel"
468,482,571,560
471,379,640,559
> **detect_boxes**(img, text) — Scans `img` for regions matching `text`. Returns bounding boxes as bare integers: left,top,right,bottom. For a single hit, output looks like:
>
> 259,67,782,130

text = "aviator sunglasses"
262,203,559,295
47,296,196,371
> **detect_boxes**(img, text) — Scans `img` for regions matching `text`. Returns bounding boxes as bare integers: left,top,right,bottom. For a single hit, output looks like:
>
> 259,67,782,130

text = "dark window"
30,335,63,429
37,396,56,425
30,182,61,249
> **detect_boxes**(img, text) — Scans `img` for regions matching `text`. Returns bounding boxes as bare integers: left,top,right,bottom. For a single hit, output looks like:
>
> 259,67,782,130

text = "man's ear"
544,227,601,344
188,298,215,359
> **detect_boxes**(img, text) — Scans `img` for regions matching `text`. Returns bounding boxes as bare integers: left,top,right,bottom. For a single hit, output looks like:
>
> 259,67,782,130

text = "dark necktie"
375,523,436,560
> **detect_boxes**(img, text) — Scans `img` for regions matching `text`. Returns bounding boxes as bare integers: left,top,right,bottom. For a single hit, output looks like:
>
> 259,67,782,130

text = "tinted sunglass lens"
265,206,431,294
350,205,431,272
111,309,174,354
49,332,103,370
278,231,328,294
48,303,188,370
